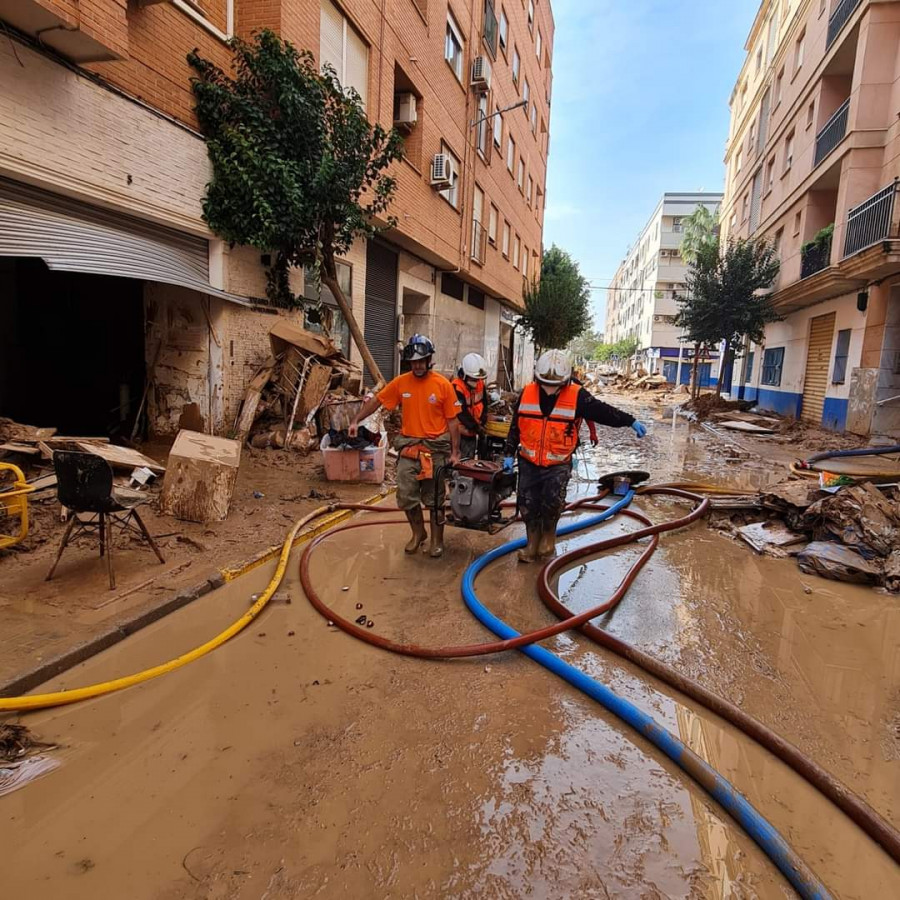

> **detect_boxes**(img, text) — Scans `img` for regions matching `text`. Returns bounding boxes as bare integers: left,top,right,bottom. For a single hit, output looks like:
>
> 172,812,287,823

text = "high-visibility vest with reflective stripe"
517,382,580,466
451,377,485,437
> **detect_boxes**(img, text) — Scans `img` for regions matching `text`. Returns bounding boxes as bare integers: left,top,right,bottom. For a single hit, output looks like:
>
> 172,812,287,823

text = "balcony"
827,0,863,50
814,98,850,167
844,181,899,257
801,230,833,279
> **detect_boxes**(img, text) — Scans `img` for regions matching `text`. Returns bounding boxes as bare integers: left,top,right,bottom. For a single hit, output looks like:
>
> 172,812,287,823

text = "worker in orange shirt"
451,353,488,459
349,335,461,558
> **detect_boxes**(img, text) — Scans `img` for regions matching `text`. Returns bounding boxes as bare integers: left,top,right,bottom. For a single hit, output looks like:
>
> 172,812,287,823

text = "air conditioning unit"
471,56,492,91
394,93,418,129
431,153,455,189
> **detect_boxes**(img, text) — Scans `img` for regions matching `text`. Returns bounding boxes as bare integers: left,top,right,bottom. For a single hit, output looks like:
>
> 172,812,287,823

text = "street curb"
0,490,391,699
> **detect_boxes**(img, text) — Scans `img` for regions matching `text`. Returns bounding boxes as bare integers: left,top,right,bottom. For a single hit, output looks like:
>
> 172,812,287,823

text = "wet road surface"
2,400,899,898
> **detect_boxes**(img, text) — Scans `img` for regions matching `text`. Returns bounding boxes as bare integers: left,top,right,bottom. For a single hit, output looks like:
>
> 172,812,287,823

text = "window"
773,227,784,257
775,67,784,105
502,220,510,257
493,104,503,147
320,0,369,105
507,136,515,172
672,216,683,233
476,93,489,157
526,173,533,204
483,0,498,57
530,102,537,132
445,12,464,81
762,347,785,385
488,204,498,244
303,259,353,355
536,29,542,59
527,0,534,31
439,141,461,207
742,193,749,221
523,78,530,107
512,47,520,85
736,149,743,175
517,157,525,191
748,121,756,155
513,233,520,269
499,7,508,52
522,244,529,278
535,185,543,212
794,29,805,74
729,211,737,234
755,45,763,74
766,13,778,64
832,329,852,384
745,351,755,383
793,210,802,235
442,273,465,300
806,101,815,129
766,155,776,191
784,130,794,172
472,184,485,263
468,287,485,309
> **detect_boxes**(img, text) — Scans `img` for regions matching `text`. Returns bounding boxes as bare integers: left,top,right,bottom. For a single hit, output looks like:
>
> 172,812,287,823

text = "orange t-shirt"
378,371,461,439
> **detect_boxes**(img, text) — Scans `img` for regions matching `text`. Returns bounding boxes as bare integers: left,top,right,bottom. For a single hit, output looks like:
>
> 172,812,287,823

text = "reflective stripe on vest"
517,382,580,466
451,377,486,437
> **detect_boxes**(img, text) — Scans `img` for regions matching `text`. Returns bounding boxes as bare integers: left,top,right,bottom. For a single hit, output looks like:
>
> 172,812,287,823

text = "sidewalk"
0,446,383,695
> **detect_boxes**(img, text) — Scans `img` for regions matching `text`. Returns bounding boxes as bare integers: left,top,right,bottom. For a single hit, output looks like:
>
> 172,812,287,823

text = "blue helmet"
403,334,435,362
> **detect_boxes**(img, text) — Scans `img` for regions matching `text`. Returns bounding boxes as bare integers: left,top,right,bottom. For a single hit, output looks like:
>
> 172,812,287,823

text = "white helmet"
534,349,573,386
461,352,487,380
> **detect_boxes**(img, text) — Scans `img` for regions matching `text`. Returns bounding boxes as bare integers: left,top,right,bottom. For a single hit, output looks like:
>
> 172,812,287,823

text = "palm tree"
679,204,719,265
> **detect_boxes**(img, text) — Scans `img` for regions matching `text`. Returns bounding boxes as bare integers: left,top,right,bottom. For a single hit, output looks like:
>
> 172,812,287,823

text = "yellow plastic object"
485,419,511,439
0,463,35,549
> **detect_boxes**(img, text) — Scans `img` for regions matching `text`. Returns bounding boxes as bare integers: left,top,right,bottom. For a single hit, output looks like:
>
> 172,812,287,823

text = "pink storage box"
320,432,386,483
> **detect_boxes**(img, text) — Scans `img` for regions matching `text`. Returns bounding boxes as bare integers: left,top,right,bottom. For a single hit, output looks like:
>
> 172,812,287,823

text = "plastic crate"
320,433,385,483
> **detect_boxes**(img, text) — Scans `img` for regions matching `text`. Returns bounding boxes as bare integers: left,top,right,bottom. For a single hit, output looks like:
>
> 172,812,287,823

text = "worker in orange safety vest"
451,352,488,459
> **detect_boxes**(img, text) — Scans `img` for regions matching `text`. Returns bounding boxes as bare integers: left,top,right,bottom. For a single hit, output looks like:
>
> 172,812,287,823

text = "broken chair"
46,451,165,589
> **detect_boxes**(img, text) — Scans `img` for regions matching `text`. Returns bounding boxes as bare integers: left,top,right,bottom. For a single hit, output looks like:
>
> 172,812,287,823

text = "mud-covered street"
2,393,898,899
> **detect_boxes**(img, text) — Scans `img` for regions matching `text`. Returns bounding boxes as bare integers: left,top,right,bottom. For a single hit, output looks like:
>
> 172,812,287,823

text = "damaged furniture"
0,463,35,549
46,451,165,590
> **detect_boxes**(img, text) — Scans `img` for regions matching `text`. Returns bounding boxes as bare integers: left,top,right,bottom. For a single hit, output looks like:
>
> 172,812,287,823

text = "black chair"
46,451,165,589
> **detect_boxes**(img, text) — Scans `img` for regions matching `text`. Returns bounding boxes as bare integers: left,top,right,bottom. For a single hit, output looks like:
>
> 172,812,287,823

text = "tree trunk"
690,344,701,400
716,339,730,397
321,261,385,391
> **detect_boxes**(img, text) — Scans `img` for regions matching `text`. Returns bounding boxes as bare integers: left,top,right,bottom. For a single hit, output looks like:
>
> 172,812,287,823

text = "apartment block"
605,192,723,385
0,0,553,438
722,0,900,435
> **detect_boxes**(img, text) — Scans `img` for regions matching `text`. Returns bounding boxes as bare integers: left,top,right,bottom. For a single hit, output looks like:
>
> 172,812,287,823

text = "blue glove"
631,421,647,439
503,456,515,473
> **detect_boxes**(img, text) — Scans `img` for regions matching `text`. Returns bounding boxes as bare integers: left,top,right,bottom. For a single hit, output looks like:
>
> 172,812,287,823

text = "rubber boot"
517,521,541,563
404,507,427,554
537,522,558,559
428,510,445,558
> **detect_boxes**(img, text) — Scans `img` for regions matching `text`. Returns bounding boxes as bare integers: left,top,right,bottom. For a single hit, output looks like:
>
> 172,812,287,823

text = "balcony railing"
844,181,899,257
801,233,833,279
814,98,850,167
827,0,863,49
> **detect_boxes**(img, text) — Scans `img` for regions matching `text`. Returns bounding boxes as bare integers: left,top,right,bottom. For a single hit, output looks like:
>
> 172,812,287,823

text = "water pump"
445,460,517,533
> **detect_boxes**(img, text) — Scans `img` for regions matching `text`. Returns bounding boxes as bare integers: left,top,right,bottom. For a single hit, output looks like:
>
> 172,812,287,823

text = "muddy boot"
517,521,541,563
428,510,445,558
537,523,558,559
404,507,427,554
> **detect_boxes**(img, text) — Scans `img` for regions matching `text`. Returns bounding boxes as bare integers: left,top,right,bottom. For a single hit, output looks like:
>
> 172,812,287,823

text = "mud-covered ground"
2,392,899,898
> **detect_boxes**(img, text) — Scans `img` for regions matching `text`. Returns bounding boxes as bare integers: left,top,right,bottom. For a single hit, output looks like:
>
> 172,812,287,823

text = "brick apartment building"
722,0,900,435
0,0,553,439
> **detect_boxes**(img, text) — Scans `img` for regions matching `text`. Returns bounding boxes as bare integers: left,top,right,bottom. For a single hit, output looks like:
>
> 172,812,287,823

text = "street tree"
568,330,604,363
679,203,720,265
677,237,781,397
518,245,592,352
188,30,403,385
595,337,638,363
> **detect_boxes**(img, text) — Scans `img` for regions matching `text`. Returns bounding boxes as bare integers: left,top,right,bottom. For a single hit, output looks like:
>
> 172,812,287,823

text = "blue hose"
461,491,831,899
803,444,900,466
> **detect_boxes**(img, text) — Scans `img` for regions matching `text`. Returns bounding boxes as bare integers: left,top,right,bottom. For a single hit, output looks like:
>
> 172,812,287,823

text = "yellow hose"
0,505,333,713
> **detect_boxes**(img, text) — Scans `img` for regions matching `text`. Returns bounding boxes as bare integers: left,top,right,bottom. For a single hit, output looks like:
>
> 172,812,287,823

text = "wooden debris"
160,430,241,523
718,420,776,434
737,521,807,556
75,442,165,474
0,442,41,456
0,419,56,442
233,359,276,443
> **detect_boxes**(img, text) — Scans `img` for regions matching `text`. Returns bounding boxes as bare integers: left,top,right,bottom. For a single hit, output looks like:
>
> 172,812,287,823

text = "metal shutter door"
801,312,836,424
364,241,398,384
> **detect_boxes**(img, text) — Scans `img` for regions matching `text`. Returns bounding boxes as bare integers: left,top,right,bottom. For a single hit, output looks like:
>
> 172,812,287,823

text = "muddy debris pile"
718,477,900,590
232,322,365,454
0,724,60,799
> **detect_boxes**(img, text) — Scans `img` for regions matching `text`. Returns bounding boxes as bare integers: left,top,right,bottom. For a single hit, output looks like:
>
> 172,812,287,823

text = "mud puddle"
1,416,898,898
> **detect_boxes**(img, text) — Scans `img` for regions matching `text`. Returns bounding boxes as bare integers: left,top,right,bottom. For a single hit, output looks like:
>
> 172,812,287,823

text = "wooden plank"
719,420,775,434
75,442,166,473
0,421,56,442
44,436,110,444
0,442,41,455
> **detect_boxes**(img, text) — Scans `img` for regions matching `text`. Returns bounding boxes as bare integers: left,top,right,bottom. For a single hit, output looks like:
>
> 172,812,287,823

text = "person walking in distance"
451,353,488,459
503,349,647,563
349,335,461,558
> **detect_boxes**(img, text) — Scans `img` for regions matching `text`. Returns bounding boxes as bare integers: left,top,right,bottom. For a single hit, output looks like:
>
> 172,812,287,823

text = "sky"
542,0,762,333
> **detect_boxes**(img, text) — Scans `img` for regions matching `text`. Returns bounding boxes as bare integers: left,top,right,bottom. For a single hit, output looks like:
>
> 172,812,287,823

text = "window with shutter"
320,0,369,107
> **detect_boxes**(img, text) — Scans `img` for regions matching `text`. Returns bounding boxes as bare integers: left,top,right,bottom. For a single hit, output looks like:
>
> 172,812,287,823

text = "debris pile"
232,323,366,454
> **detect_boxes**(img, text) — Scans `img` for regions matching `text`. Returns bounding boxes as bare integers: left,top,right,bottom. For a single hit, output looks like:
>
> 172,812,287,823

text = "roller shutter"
801,312,836,424
364,241,398,384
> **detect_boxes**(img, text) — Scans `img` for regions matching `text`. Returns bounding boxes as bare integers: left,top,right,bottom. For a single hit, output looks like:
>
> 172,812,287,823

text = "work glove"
631,421,647,439
502,456,515,473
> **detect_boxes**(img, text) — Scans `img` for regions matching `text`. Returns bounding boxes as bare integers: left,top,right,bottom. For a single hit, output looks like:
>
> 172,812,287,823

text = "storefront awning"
0,177,253,306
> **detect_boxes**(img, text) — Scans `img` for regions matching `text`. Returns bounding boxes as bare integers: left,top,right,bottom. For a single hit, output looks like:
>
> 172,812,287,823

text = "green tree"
568,330,604,362
518,245,592,352
677,237,782,397
679,203,719,265
594,337,638,363
188,30,403,384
